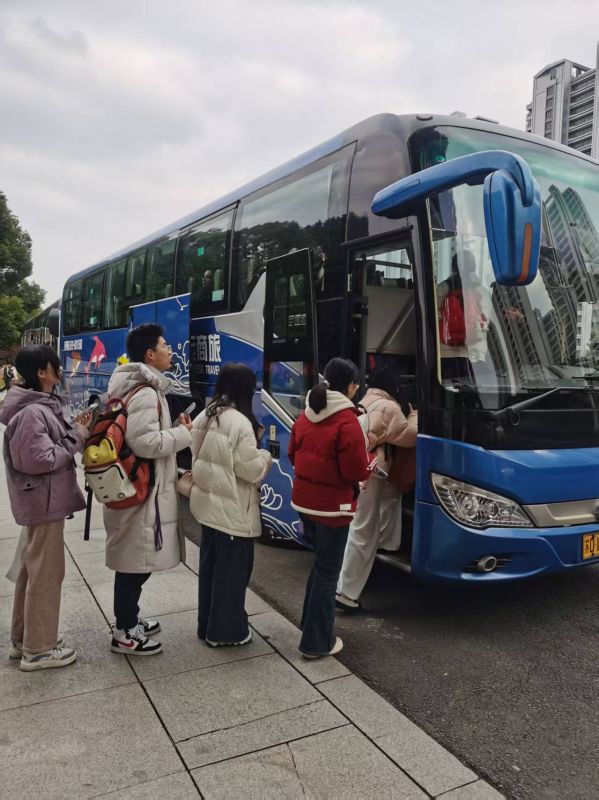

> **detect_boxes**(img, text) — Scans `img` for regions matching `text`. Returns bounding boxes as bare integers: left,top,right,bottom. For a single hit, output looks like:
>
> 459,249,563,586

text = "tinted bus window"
103,259,127,328
63,281,82,335
146,238,176,301
81,271,105,332
125,251,147,308
232,145,353,309
176,209,234,316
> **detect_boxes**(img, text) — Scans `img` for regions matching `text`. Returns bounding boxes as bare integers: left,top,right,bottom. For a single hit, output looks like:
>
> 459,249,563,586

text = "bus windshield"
412,126,599,408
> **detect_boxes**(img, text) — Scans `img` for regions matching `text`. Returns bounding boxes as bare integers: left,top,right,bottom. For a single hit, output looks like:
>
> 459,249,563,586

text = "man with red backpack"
102,324,192,655
437,251,493,383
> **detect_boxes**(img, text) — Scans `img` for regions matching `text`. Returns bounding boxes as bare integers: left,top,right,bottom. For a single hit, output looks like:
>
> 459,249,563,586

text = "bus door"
348,237,418,561
261,249,318,543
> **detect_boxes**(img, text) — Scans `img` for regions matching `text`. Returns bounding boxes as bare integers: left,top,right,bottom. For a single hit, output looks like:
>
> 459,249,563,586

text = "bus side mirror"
371,150,542,287
48,308,60,338
483,169,540,286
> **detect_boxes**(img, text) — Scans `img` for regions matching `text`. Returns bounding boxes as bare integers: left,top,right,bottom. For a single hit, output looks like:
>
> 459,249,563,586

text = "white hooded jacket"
102,362,192,573
190,406,272,538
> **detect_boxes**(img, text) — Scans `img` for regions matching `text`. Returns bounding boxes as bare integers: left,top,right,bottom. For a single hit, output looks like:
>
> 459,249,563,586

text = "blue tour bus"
57,113,599,582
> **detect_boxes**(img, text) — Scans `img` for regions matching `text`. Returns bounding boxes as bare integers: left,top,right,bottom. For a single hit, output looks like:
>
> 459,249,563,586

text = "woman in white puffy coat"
190,363,272,646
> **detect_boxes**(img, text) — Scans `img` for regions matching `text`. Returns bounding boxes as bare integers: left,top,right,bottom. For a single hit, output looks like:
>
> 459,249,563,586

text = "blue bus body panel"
416,435,599,504
190,314,303,544
61,295,191,409
412,435,599,582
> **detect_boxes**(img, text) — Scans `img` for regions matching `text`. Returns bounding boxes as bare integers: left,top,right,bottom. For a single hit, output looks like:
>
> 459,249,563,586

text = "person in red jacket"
289,358,370,658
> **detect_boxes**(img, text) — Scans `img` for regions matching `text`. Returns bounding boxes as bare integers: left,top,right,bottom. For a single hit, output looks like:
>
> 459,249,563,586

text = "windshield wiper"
489,387,561,425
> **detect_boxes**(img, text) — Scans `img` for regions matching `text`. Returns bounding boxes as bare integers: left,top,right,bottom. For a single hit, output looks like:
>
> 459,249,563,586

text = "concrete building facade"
526,44,599,158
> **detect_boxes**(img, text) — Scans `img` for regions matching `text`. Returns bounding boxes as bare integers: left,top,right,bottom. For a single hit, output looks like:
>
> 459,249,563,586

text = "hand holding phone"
174,402,196,428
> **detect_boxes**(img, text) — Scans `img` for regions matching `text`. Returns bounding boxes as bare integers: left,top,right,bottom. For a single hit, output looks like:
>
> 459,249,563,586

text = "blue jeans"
300,516,349,655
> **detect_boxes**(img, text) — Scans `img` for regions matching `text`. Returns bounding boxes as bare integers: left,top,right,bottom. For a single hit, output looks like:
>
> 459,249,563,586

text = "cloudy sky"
2,0,599,304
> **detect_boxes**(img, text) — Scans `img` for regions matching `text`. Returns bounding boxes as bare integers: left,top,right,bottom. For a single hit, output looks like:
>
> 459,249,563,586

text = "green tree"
18,279,46,315
0,192,46,349
0,191,33,293
0,295,27,351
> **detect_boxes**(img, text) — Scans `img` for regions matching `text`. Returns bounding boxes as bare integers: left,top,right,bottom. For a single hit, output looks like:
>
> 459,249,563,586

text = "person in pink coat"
336,365,417,611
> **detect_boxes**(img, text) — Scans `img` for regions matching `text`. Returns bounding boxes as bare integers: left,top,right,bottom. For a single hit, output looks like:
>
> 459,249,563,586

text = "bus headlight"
430,473,533,529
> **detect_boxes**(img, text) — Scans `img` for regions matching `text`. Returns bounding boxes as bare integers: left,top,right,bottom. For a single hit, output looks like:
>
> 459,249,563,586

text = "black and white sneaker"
138,616,161,636
111,624,162,656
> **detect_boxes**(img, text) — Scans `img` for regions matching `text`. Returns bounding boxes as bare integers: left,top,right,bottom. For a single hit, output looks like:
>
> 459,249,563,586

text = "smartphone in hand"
174,401,196,426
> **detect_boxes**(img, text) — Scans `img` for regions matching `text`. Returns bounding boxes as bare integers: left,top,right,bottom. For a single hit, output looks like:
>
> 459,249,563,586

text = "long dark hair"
14,345,62,392
367,365,399,401
308,358,359,414
206,363,260,439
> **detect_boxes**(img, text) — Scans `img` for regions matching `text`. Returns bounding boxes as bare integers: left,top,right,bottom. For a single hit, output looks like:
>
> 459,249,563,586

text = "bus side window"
146,238,176,301
81,270,105,332
232,145,353,311
125,251,147,310
176,208,233,316
63,280,82,335
103,259,127,328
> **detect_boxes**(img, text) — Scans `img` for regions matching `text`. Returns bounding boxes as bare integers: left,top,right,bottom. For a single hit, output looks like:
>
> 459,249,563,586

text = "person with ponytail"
288,358,370,658
190,363,272,646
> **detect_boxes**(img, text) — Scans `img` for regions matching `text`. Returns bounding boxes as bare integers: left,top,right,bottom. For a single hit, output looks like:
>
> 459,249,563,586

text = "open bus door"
261,249,318,544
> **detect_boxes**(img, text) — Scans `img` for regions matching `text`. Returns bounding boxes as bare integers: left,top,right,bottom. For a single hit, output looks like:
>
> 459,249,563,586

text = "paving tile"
178,699,348,769
70,549,113,585
64,505,104,532
250,610,350,684
64,527,107,555
319,674,477,796
437,780,505,799
184,539,199,573
191,743,308,799
0,547,84,597
0,582,108,632
0,534,19,555
246,587,271,616
288,725,427,799
91,565,197,620
127,609,273,681
144,652,320,742
95,771,200,799
0,684,183,799
0,627,136,711
192,726,427,800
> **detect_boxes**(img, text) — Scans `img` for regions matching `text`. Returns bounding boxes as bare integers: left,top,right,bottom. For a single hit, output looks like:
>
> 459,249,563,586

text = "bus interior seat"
214,269,224,291
187,277,194,293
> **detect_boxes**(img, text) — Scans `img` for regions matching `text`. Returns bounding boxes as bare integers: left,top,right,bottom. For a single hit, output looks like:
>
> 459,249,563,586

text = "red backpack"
82,385,161,512
439,288,487,347
439,289,466,346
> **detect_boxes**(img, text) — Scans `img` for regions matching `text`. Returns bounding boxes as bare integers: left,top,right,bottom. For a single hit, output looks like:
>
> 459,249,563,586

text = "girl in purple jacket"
1,346,92,671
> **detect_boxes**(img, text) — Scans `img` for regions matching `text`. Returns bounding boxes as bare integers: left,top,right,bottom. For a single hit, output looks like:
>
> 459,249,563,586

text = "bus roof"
65,112,599,286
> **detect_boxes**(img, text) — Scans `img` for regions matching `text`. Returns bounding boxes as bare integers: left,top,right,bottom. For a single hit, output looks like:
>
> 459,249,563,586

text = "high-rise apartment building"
526,44,599,158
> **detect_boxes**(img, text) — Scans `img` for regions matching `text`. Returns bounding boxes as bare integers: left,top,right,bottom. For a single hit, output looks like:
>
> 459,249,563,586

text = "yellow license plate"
582,533,599,560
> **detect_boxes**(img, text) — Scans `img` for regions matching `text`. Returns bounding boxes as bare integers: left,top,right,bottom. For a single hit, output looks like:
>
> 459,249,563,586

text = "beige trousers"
10,520,66,654
337,475,402,602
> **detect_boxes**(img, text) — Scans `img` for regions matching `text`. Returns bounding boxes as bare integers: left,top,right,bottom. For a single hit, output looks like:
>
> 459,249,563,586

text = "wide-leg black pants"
197,525,254,644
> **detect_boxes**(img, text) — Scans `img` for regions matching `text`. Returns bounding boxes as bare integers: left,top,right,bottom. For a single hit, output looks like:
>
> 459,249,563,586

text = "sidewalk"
0,463,503,799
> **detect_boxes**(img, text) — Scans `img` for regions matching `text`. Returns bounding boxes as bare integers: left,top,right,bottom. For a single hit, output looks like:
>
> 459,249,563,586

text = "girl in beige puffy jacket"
337,366,417,610
190,363,272,646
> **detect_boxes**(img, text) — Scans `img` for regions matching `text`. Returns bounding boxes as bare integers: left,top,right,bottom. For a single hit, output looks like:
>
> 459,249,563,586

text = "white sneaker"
20,646,77,672
9,636,64,660
206,629,253,648
138,616,161,636
301,637,344,659
111,623,162,656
